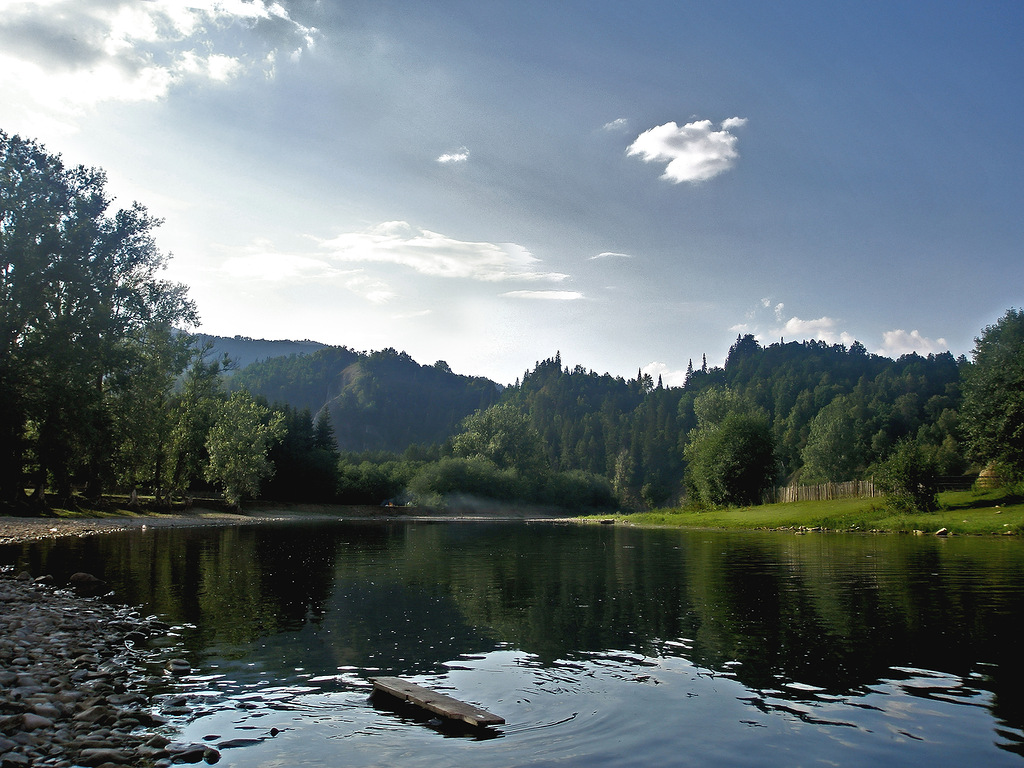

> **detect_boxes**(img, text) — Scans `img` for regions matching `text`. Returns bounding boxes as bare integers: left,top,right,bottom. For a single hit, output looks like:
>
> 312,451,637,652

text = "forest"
3,130,1023,516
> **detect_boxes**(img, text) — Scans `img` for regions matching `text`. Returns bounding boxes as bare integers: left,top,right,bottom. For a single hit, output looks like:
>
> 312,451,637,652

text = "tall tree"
962,308,1024,481
1,131,195,508
800,395,864,483
205,391,286,508
684,388,776,506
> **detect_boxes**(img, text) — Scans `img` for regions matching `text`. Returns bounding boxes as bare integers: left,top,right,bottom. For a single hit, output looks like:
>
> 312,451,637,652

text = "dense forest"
228,345,501,452
3,131,1023,515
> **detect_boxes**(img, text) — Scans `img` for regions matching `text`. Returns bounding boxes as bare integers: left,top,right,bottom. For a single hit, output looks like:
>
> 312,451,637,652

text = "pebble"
0,570,218,767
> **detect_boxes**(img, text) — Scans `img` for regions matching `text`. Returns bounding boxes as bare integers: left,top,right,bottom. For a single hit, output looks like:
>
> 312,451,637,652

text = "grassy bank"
587,488,1024,535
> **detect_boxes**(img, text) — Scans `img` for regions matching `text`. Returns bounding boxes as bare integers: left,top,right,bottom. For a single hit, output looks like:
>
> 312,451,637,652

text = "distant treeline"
242,332,978,512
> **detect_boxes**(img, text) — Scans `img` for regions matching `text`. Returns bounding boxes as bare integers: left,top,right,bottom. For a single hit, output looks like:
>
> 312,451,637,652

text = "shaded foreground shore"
0,504,520,767
0,569,219,768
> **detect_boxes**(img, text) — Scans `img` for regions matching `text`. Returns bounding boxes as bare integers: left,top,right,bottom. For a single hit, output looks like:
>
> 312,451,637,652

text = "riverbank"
0,501,564,547
582,488,1024,535
0,570,222,768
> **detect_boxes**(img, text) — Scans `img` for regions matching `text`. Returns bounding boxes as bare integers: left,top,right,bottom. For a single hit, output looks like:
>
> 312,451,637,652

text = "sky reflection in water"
4,520,1024,766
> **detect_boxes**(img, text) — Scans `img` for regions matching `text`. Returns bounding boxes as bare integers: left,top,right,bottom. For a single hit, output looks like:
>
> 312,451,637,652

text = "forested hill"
499,339,966,507
195,334,327,369
226,333,965,502
229,346,502,452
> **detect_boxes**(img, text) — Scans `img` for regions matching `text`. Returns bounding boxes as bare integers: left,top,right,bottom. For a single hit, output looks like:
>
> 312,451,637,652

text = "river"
3,520,1023,766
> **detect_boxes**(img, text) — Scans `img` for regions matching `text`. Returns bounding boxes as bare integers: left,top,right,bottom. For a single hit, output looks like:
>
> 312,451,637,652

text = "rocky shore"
0,570,217,768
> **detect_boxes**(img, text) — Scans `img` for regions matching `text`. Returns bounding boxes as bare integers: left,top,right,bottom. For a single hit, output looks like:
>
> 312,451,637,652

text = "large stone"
19,713,54,730
76,747,132,766
74,705,113,725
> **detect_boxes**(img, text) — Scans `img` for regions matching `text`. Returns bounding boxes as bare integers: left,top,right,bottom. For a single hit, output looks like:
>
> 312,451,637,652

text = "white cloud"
502,290,584,301
737,298,858,347
772,315,856,347
589,251,633,260
317,222,568,283
437,147,470,164
878,329,949,357
642,361,688,388
603,118,629,131
627,117,747,183
0,0,317,120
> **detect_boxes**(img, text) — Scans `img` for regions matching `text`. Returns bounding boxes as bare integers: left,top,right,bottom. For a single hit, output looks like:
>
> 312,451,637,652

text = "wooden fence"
766,475,979,504
765,480,879,504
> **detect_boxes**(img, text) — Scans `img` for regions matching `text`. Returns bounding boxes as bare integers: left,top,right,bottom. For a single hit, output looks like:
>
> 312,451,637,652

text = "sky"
2,1,1022,386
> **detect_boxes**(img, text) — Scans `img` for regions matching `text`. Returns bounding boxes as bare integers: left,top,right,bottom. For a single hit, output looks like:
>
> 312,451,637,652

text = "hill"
229,345,502,452
194,334,328,369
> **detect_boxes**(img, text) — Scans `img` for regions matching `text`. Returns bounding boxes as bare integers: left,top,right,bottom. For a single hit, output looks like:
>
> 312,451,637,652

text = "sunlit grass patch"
589,488,1024,535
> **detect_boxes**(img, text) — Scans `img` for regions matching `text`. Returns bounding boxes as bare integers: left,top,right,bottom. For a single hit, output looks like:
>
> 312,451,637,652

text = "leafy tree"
0,131,195,508
108,324,194,503
408,456,525,505
800,395,864,483
168,347,229,498
874,438,937,513
451,403,549,475
337,457,417,504
262,406,340,502
204,391,286,508
684,388,776,506
962,308,1024,481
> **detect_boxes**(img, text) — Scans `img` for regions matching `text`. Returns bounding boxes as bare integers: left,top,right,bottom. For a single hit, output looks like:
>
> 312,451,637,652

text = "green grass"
585,488,1024,535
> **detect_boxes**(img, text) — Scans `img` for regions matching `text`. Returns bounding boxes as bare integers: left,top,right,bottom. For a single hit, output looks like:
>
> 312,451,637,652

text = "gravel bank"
0,510,291,547
0,570,216,768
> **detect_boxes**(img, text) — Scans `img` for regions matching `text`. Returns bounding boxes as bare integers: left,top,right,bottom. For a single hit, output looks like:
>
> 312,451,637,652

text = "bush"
407,456,525,506
875,439,937,513
684,411,776,507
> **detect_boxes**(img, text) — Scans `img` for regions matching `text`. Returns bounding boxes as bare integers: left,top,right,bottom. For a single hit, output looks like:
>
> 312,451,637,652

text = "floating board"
370,676,505,727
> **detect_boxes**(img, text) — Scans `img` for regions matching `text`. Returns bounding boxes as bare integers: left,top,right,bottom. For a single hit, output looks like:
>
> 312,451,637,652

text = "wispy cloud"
502,290,584,301
627,117,747,183
437,147,470,164
317,222,569,282
344,273,396,305
221,239,334,280
603,118,629,131
0,0,316,120
878,329,949,357
589,251,633,260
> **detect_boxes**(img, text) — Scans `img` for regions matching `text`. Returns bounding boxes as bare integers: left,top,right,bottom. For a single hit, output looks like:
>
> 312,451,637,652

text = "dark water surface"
3,520,1024,766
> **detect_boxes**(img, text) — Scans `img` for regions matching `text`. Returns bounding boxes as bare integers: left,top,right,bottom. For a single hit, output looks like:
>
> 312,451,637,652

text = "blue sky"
2,1,1021,385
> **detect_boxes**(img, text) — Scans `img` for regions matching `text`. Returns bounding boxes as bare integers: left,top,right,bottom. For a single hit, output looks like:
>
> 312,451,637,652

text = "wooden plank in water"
370,676,505,727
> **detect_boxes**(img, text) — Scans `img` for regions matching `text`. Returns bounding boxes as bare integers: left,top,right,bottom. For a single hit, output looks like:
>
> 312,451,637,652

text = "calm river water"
3,520,1024,767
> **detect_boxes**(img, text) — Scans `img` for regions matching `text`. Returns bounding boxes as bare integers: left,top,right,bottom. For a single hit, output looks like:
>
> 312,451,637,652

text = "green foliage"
261,407,340,502
800,395,864,483
408,456,526,505
204,392,286,507
230,345,500,453
1,130,195,509
108,323,194,501
874,439,938,513
684,407,777,507
337,457,417,505
451,403,548,474
168,347,228,498
962,308,1024,481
